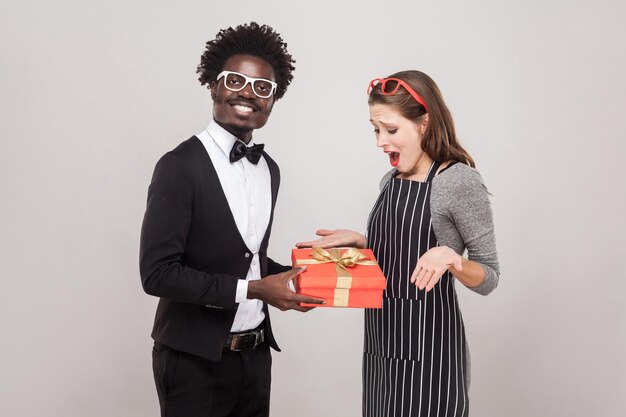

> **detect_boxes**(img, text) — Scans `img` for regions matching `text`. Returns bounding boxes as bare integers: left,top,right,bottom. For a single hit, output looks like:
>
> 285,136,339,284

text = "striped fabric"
363,162,468,417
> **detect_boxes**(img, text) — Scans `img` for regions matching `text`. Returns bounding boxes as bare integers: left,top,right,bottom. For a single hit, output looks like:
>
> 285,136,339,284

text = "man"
139,22,324,417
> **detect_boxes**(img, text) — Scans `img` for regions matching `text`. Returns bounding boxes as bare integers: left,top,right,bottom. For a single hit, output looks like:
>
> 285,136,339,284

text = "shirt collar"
206,119,256,158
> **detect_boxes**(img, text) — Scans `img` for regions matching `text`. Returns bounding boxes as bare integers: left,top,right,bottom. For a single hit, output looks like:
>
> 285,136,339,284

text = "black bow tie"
229,141,265,165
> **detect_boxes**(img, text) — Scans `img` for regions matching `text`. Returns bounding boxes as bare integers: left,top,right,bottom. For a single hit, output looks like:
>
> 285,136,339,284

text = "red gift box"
291,247,386,308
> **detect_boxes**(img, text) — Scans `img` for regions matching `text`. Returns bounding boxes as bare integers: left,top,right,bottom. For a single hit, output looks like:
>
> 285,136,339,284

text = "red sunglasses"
367,77,429,112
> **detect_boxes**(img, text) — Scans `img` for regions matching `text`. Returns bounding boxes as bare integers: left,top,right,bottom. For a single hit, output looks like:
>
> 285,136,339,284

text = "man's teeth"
234,105,253,113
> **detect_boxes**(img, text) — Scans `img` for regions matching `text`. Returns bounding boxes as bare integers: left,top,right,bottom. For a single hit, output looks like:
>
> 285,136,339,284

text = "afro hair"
197,22,295,100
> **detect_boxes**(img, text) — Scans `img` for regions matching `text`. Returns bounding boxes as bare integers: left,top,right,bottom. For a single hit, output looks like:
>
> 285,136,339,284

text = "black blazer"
140,136,290,361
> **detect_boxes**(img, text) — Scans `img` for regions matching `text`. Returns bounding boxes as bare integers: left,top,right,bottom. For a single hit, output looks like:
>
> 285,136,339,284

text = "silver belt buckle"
228,329,264,351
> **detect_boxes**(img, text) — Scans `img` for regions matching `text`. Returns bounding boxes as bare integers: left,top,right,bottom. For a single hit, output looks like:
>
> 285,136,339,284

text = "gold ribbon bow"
297,247,378,269
295,248,377,307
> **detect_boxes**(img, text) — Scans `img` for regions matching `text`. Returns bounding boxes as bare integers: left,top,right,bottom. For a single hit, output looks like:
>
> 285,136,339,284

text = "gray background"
1,0,625,416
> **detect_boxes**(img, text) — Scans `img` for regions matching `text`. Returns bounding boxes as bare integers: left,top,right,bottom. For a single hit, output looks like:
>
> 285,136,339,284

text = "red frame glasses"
367,78,429,112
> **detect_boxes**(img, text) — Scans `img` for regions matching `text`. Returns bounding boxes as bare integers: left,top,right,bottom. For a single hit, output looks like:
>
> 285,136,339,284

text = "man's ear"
420,113,430,135
210,81,216,100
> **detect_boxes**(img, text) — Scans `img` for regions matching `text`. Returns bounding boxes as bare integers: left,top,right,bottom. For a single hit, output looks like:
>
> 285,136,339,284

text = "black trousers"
152,341,272,417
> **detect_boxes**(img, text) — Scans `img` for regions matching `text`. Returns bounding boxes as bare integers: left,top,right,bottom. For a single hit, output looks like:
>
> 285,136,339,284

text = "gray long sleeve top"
379,162,500,295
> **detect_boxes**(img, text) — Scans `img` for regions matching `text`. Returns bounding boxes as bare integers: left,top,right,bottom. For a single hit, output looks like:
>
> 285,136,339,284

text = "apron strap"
425,160,441,183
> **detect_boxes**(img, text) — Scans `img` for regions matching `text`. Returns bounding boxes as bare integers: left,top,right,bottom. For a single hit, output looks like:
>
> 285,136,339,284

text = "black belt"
225,328,265,351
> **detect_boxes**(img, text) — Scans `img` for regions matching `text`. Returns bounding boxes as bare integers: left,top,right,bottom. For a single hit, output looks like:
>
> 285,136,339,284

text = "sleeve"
235,280,249,303
267,257,291,275
447,169,500,295
139,153,239,309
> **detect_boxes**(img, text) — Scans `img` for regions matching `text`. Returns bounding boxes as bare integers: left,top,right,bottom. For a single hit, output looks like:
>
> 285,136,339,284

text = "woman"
297,71,500,416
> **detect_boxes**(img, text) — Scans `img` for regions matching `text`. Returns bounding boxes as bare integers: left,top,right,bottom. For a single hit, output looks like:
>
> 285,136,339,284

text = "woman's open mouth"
388,152,400,167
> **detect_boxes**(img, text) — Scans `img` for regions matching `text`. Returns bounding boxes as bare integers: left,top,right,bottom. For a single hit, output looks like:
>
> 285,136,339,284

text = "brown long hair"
368,70,475,167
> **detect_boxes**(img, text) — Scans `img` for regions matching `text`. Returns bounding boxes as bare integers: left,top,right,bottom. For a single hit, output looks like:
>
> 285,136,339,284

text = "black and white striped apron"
363,161,468,417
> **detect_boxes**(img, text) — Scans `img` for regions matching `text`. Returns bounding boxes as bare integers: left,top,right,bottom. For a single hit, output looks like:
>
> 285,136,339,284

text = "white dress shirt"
197,119,272,332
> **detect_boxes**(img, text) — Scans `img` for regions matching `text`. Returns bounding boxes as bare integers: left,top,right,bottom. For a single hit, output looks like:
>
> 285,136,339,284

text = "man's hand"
247,268,326,312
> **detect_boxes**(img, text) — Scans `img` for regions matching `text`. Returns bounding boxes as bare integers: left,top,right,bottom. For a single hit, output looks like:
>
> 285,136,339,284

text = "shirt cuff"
235,279,249,303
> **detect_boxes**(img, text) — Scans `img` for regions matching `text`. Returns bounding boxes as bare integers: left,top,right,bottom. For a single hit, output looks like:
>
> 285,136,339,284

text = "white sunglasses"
217,70,277,98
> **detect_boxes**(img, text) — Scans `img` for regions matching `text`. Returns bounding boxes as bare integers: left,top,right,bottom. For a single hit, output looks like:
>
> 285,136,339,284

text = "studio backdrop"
1,1,624,416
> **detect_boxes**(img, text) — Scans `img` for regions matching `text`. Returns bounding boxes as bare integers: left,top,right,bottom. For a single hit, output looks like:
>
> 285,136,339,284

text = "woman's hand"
296,229,366,249
411,246,463,292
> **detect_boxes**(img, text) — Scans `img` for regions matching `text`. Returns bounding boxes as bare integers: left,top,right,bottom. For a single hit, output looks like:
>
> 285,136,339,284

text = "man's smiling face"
210,54,276,143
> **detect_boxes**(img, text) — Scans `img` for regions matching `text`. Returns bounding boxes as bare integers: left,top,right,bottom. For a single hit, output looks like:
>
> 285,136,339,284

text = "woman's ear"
420,113,430,135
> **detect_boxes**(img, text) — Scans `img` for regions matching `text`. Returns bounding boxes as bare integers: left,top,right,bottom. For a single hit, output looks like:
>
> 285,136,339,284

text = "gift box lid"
291,248,386,289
